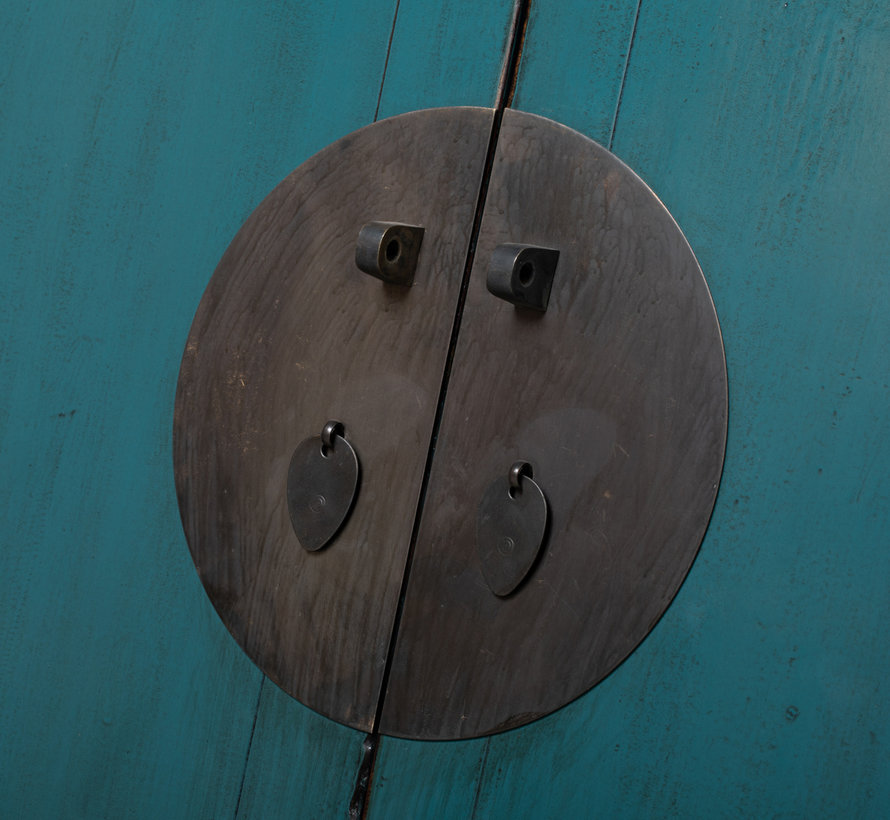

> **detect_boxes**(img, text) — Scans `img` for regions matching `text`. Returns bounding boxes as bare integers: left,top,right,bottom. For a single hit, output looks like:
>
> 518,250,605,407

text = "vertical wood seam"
225,3,403,814
368,0,533,741
232,676,265,820
496,0,532,109
374,0,402,121
468,739,493,820
353,1,532,816
608,0,643,150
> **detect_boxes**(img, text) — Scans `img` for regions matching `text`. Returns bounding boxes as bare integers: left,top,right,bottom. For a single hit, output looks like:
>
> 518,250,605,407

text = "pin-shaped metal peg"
355,221,425,286
486,244,559,311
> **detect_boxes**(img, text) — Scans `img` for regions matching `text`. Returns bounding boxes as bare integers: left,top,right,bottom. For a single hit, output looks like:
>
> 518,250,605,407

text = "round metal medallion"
174,107,727,740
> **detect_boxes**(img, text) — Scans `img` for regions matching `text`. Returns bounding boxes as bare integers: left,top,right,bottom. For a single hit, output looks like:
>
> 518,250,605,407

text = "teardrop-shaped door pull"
477,461,549,596
286,421,360,552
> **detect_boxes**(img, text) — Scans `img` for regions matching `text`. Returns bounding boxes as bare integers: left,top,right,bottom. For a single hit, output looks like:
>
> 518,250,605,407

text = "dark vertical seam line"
370,105,504,735
609,0,642,151
370,0,532,736
468,740,493,819
232,675,265,820
349,4,534,817
374,0,402,121
497,0,532,110
349,733,378,820
347,5,403,817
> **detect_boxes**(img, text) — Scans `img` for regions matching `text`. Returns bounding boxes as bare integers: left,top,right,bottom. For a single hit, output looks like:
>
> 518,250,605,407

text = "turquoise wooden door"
2,1,888,817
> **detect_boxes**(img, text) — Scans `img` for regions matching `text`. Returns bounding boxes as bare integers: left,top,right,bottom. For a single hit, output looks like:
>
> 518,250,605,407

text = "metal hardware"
173,107,495,732
286,421,360,553
355,221,425,286
486,243,559,311
175,107,727,741
381,108,726,740
477,461,549,597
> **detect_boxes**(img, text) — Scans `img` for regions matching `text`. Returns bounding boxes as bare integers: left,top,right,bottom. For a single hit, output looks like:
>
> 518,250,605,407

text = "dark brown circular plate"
174,107,726,740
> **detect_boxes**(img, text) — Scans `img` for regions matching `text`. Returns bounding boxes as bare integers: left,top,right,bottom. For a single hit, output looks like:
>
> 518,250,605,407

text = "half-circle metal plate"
173,107,494,732
380,109,727,739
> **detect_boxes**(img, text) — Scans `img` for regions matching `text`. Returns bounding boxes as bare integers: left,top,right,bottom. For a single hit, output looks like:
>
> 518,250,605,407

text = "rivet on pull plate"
477,461,549,597
286,421,360,552
486,244,559,311
355,221,425,286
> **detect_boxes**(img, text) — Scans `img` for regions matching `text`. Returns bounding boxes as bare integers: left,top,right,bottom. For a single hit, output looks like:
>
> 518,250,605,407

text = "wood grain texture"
5,0,888,815
232,679,366,819
0,0,397,816
370,735,492,819
234,0,519,811
0,0,519,815
511,0,642,145
376,0,515,118
460,0,890,817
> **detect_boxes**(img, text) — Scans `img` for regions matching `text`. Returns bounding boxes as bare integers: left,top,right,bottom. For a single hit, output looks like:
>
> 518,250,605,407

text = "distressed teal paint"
376,0,514,118
0,0,513,816
3,0,889,817
511,0,641,144
370,737,492,819
233,681,365,819
462,1,890,818
1,0,389,816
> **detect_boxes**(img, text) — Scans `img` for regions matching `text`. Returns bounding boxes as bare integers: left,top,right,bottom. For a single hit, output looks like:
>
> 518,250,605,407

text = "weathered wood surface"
0,0,508,817
2,0,889,816
373,0,890,816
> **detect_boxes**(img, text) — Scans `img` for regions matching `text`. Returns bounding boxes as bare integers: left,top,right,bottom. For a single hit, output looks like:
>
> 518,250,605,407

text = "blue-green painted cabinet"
2,1,888,817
